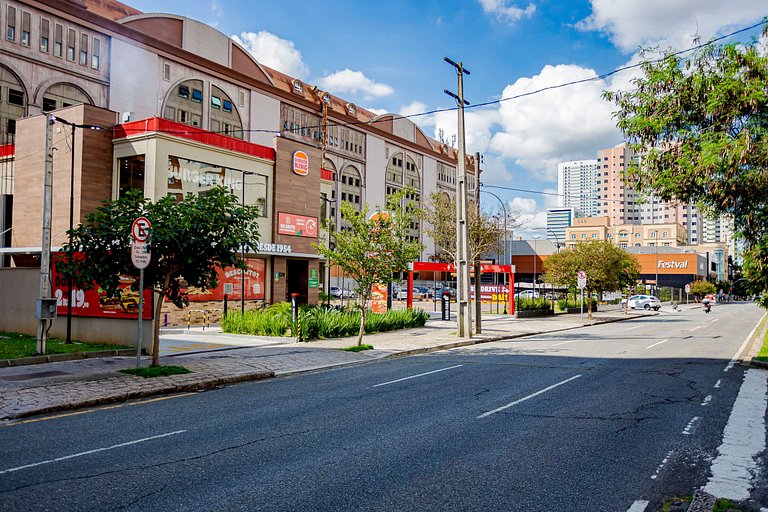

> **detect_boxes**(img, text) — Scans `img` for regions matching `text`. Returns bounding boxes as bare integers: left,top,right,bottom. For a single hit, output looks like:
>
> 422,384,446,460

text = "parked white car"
623,294,661,310
514,290,540,300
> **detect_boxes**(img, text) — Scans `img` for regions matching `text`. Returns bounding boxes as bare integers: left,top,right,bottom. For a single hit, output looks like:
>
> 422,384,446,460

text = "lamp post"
480,188,508,314
52,116,103,343
652,230,658,297
546,228,561,253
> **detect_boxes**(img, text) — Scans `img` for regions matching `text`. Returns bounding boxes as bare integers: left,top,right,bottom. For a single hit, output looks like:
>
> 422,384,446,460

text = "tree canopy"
58,188,261,365
420,192,514,264
314,189,422,346
604,28,768,303
543,241,640,318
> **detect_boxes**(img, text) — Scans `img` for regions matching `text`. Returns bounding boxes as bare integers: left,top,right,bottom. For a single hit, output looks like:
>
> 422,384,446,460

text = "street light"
52,116,103,343
546,228,561,252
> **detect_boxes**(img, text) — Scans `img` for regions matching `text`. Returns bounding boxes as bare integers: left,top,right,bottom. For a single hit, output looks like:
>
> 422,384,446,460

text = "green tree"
314,189,422,346
688,280,717,300
420,193,511,266
604,28,768,303
58,188,260,365
543,241,640,318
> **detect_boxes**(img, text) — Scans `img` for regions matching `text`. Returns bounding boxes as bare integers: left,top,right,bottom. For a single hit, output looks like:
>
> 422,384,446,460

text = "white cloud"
398,101,429,119
366,107,388,117
578,0,766,53
479,0,536,24
489,64,621,180
317,69,394,100
433,107,499,155
232,31,309,79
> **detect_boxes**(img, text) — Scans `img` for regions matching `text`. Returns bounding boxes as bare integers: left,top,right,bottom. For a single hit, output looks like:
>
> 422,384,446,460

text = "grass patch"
342,344,374,352
713,498,741,511
0,331,130,360
120,365,191,378
661,496,691,511
756,316,768,362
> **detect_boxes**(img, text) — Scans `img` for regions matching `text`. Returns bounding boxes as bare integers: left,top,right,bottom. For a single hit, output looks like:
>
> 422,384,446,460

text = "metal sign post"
577,270,587,322
131,217,151,369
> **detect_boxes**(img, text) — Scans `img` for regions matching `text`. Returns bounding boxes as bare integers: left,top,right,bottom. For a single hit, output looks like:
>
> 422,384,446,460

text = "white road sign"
131,240,151,269
577,270,587,289
685,284,691,294
132,217,151,242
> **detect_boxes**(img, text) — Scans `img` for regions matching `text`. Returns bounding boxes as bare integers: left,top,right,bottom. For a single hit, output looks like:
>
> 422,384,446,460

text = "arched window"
385,151,421,243
163,79,204,128
209,85,243,139
41,83,92,113
0,66,25,143
340,166,362,211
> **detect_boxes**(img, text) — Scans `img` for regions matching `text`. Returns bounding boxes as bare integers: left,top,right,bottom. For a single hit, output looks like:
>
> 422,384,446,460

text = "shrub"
221,303,429,341
517,297,552,311
556,296,586,311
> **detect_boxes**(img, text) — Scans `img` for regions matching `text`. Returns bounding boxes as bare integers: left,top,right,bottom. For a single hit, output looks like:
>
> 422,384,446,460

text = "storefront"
632,252,707,288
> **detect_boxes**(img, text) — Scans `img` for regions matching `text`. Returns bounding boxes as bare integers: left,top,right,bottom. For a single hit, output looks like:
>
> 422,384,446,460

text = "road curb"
1,369,274,421
0,349,142,368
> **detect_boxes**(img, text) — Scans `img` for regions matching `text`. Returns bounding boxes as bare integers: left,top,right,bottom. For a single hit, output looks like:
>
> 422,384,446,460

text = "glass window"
178,85,189,99
191,89,203,103
8,89,24,106
21,12,30,46
54,23,62,57
118,155,145,197
222,99,233,112
211,96,221,109
40,19,49,52
42,97,57,112
66,28,75,61
79,33,88,65
91,37,100,69
6,6,16,41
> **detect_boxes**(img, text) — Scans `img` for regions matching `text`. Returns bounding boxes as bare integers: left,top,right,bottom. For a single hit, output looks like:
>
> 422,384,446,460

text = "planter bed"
516,309,554,318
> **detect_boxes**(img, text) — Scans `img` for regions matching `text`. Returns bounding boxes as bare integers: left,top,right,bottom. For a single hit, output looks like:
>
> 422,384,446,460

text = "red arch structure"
406,262,516,314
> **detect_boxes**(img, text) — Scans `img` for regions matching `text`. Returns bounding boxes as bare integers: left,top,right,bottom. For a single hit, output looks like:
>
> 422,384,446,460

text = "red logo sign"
132,217,151,242
292,151,309,176
278,212,318,238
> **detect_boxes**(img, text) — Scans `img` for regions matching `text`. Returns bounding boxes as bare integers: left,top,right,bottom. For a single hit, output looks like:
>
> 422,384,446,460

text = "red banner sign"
182,259,266,302
52,262,153,319
278,212,318,238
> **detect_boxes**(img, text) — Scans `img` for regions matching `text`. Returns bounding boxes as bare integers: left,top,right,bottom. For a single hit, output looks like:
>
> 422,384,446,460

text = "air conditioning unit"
121,111,134,123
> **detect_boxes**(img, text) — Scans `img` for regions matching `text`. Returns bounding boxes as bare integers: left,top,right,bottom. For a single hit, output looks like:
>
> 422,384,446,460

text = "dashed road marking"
689,326,703,332
701,395,712,406
646,339,669,349
725,315,764,372
478,375,582,419
627,500,649,511
552,340,579,347
683,416,701,435
372,365,463,388
0,430,187,475
714,379,722,389
651,450,675,480
625,325,644,331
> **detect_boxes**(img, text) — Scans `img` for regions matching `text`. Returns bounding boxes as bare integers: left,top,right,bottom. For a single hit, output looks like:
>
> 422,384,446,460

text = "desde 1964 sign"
292,150,309,176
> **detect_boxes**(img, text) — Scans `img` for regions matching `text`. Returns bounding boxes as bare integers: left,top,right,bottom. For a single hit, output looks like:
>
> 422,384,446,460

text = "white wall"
250,92,280,147
109,39,159,120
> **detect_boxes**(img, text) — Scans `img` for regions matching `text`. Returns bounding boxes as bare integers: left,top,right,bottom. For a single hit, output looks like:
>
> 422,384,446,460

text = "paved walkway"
0,305,673,421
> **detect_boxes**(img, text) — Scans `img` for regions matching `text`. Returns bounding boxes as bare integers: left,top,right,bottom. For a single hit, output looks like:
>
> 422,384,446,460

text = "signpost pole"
136,268,144,369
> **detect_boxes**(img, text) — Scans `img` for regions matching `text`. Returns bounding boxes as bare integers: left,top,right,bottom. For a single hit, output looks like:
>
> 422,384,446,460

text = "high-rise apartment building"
546,207,574,248
556,159,599,217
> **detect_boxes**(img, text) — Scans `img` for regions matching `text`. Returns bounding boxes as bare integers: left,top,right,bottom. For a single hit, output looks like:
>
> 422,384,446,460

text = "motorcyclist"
702,297,711,313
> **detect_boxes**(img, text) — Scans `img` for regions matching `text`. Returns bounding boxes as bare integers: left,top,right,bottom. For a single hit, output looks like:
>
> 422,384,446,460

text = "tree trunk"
151,273,172,366
357,300,367,347
587,289,594,319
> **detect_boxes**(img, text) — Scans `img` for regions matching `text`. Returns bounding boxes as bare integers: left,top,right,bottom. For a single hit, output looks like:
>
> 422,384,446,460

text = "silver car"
625,294,661,310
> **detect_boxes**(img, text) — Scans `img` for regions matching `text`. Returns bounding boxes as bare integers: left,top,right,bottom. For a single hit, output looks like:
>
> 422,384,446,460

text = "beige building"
565,216,688,249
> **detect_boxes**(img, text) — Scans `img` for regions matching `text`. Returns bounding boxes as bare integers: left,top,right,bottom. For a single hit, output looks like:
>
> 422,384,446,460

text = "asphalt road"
1,302,765,511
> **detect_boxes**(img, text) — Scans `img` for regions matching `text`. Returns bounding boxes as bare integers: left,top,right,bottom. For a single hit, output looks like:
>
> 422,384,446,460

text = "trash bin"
441,291,451,320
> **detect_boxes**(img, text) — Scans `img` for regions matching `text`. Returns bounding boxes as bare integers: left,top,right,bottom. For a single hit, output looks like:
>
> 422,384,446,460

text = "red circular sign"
132,217,151,242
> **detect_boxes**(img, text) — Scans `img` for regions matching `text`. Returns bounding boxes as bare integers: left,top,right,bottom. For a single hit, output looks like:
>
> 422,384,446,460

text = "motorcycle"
703,301,712,313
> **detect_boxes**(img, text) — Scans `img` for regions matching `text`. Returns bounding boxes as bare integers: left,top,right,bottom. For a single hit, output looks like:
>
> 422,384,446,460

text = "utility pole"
444,57,472,338
36,114,55,354
474,152,482,334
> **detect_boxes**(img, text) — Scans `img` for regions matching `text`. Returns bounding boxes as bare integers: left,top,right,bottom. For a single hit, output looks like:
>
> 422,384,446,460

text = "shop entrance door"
286,259,309,304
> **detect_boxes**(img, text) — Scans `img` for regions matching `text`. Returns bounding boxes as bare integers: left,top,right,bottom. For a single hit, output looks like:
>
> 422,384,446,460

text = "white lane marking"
689,325,703,332
701,395,712,406
627,500,649,511
725,315,764,372
646,339,669,349
552,339,579,347
651,450,675,480
625,325,644,331
711,318,719,323
683,416,701,435
477,375,582,419
714,379,722,389
372,365,463,388
704,369,768,500
0,430,186,475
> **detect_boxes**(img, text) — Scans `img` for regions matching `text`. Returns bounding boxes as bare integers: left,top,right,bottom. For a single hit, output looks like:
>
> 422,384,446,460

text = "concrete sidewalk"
0,306,662,421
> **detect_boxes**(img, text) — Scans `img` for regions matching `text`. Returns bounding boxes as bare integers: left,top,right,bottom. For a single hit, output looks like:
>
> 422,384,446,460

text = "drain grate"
1,370,71,381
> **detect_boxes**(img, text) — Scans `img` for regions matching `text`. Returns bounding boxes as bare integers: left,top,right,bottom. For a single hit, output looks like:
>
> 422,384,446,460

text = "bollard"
291,293,300,342
441,291,451,320
202,310,207,331
186,311,191,330
163,313,168,327
223,294,228,316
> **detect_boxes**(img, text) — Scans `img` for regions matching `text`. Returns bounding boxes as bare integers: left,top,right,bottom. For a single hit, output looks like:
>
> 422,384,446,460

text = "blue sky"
126,0,766,235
